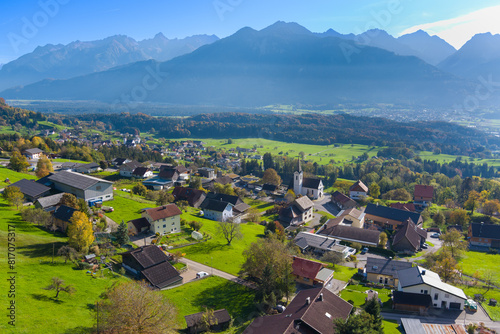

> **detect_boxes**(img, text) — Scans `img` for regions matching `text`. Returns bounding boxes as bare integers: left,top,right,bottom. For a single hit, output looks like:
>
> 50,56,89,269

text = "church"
291,160,324,200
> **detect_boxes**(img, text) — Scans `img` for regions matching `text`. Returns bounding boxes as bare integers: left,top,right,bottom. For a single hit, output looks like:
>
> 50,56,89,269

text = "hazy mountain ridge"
1,22,472,107
0,33,219,91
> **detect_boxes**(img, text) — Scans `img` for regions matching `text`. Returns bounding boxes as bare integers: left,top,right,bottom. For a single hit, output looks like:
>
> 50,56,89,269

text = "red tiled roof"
349,180,368,193
390,202,416,212
145,204,182,221
414,185,434,198
292,256,324,280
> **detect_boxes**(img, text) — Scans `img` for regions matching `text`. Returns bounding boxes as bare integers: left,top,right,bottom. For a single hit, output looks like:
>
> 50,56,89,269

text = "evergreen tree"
116,220,130,246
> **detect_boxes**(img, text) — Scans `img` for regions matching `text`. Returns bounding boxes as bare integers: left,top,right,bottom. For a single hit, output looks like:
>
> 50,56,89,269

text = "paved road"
180,257,257,290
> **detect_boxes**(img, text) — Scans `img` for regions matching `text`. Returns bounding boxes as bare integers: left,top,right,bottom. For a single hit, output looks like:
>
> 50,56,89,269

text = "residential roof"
128,217,151,231
243,287,352,334
469,223,500,239
23,148,43,154
340,207,364,220
132,167,150,177
206,193,250,213
292,256,324,280
331,191,356,206
316,268,334,282
393,291,432,307
365,257,412,278
400,318,426,334
392,218,426,251
172,187,206,206
35,193,65,209
141,261,182,289
144,204,182,221
212,175,233,185
302,177,322,190
365,203,422,224
294,196,314,211
319,224,380,246
390,202,417,212
349,180,368,193
121,245,169,269
48,170,111,190
53,205,77,223
185,309,231,329
201,198,232,213
121,161,143,171
397,266,467,300
294,232,350,254
8,179,51,198
414,185,434,199
262,183,278,192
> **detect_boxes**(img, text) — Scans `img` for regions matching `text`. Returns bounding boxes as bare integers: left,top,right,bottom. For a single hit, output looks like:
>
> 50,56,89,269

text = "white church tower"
293,159,303,195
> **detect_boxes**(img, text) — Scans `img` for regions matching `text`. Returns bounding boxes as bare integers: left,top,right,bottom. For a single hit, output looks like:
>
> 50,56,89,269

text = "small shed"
185,309,231,333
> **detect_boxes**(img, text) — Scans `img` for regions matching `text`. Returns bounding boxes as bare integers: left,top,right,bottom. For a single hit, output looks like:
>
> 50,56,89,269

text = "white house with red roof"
142,204,182,235
413,185,434,208
349,180,368,200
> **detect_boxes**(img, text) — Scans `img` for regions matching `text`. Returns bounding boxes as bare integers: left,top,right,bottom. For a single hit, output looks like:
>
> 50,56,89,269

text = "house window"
163,224,166,228
172,222,175,225
424,290,428,294
434,293,439,300
379,277,383,283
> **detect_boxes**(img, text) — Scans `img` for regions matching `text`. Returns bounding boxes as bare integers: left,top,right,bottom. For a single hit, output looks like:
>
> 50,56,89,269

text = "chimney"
319,293,323,301
422,269,426,275
306,297,311,305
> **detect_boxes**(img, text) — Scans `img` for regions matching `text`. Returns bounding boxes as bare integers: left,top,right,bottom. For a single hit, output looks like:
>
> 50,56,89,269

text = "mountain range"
2,21,500,108
0,33,218,91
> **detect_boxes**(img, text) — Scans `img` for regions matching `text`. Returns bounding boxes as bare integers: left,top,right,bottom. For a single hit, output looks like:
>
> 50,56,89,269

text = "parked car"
431,233,440,238
360,247,369,255
102,206,114,212
196,271,209,279
421,244,428,249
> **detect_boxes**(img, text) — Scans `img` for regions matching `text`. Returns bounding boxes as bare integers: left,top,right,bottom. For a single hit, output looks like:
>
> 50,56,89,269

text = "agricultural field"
0,198,127,334
180,208,265,275
163,276,258,332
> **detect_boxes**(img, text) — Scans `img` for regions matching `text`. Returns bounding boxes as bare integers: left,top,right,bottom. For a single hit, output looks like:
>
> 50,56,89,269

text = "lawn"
163,276,258,331
340,284,392,308
104,191,156,224
462,286,500,321
243,198,274,213
180,210,265,276
459,251,500,286
333,265,358,282
383,320,403,334
317,210,335,219
0,198,127,334
0,166,36,188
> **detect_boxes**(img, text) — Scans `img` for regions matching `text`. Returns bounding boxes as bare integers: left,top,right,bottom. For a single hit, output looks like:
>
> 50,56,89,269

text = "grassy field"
459,251,500,286
104,190,156,223
462,286,500,321
0,198,127,334
340,284,392,308
163,276,258,332
383,320,403,334
333,265,358,282
243,198,274,213
180,209,265,276
0,166,36,188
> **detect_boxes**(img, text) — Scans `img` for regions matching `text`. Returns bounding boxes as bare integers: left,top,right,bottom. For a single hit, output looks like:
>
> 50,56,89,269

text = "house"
74,162,101,174
364,203,423,230
291,160,324,199
198,167,215,179
318,224,381,247
262,183,278,195
243,287,352,334
292,256,334,287
132,167,153,179
349,180,368,200
119,161,143,177
111,158,131,167
47,171,113,204
331,191,357,210
7,179,51,202
279,196,314,227
205,192,250,216
159,165,190,182
389,202,417,212
52,205,78,232
414,185,434,208
34,193,65,212
200,198,234,222
127,217,151,235
293,232,355,258
393,292,432,314
121,245,182,289
142,177,172,190
397,266,467,310
23,148,43,159
468,222,500,249
142,204,182,235
365,257,412,286
336,207,365,228
172,187,206,208
60,162,80,171
185,309,231,334
392,218,427,253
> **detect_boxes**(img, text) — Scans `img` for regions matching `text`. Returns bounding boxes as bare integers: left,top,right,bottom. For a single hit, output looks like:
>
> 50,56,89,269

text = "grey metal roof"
315,268,334,282
401,318,426,334
8,179,51,198
35,193,65,208
365,257,412,278
294,232,348,253
48,170,111,190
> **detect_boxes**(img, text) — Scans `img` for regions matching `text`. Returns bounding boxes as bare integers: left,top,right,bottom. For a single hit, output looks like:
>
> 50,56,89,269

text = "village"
2,133,500,334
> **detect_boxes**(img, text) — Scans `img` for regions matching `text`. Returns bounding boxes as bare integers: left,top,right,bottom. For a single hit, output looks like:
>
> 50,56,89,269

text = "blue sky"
1,0,500,64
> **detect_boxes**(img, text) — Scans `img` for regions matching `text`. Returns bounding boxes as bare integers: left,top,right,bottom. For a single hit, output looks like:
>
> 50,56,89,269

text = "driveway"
314,194,341,217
